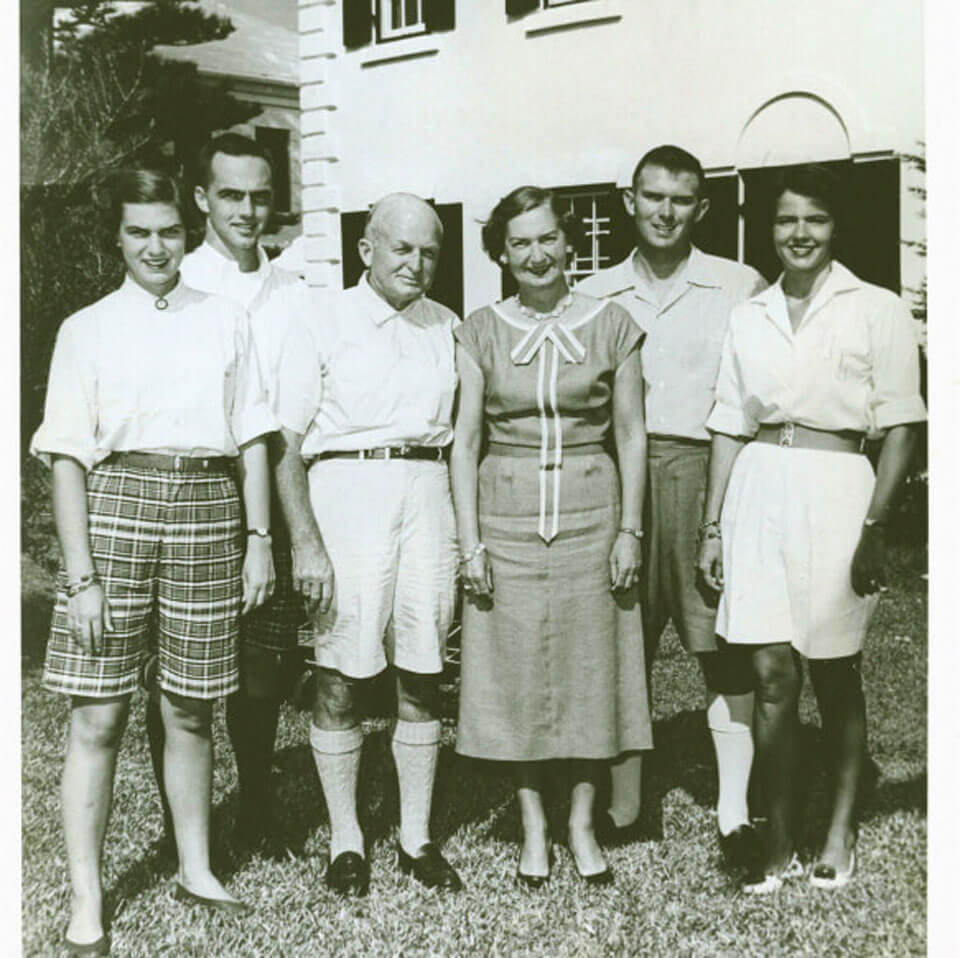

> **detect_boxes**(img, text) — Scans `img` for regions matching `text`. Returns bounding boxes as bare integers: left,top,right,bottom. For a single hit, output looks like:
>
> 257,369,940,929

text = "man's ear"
194,185,210,216
358,236,373,268
621,188,636,218
694,195,711,224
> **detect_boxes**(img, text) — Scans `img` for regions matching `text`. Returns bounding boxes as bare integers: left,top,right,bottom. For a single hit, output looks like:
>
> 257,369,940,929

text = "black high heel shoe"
516,847,554,889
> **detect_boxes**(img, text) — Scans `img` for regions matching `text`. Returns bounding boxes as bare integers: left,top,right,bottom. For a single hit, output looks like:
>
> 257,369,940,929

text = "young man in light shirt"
146,133,310,854
577,145,766,867
274,193,463,897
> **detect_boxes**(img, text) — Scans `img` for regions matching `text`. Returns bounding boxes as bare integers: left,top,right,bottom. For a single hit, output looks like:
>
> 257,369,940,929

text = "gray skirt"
456,448,653,762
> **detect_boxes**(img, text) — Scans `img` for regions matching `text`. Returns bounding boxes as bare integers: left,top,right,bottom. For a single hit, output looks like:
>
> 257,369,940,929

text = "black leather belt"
106,451,234,473
310,445,448,464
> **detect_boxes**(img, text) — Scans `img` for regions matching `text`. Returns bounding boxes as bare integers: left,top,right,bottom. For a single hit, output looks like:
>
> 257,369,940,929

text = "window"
557,187,620,285
506,0,593,15
343,0,455,50
255,127,291,213
378,0,427,41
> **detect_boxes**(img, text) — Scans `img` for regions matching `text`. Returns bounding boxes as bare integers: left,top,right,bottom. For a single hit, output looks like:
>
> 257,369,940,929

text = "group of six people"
32,135,925,954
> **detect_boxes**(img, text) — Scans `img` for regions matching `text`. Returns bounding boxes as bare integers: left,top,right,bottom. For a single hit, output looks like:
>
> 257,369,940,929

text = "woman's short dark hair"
481,186,580,264
105,168,185,234
770,163,846,225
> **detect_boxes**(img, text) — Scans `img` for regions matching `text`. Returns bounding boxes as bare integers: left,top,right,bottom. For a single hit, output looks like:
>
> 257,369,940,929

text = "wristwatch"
247,528,272,539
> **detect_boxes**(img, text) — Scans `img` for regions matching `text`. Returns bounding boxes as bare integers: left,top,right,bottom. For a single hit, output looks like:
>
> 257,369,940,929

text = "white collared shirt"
30,276,276,470
706,261,927,439
181,240,313,403
275,274,459,454
577,247,765,439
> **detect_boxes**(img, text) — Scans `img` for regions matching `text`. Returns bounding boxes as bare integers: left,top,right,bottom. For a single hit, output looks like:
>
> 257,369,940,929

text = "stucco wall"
300,0,924,307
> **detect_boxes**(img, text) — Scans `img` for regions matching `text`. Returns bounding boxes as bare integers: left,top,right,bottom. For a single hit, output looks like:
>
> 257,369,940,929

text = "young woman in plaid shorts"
31,169,277,952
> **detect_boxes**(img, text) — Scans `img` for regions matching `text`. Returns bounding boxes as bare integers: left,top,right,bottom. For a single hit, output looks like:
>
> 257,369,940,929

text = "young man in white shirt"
146,134,309,855
274,193,463,897
578,145,765,867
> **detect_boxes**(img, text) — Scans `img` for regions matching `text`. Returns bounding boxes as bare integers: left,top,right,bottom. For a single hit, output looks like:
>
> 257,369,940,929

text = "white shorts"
307,458,458,679
716,443,879,659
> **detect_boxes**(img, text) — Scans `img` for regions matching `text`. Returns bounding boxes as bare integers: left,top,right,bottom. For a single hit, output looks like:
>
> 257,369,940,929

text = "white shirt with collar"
181,240,313,402
577,246,765,440
706,260,927,439
275,274,459,455
31,276,276,470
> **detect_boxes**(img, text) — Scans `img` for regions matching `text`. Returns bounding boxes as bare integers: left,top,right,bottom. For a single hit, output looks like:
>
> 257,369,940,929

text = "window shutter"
343,0,373,49
506,0,539,18
423,0,455,32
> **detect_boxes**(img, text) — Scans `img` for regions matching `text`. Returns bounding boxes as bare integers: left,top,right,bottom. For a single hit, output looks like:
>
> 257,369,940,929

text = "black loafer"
718,823,761,870
325,851,370,897
594,810,641,848
397,842,463,892
172,881,251,916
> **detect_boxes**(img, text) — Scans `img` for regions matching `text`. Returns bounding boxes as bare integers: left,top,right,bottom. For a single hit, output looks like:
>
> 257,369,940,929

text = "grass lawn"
21,547,926,956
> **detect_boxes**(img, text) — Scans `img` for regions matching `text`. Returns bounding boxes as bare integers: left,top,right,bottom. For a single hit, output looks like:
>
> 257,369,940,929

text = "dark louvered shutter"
424,0,455,32
506,0,539,18
343,0,373,49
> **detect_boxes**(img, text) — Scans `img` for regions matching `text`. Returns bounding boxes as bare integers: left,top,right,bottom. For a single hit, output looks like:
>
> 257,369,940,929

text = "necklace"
514,291,573,322
154,296,169,311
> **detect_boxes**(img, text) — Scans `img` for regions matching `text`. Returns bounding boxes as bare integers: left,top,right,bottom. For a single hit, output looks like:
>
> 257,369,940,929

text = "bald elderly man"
274,194,461,896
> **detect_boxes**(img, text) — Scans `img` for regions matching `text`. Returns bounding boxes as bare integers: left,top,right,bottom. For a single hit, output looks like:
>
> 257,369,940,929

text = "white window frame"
555,186,616,285
377,0,428,41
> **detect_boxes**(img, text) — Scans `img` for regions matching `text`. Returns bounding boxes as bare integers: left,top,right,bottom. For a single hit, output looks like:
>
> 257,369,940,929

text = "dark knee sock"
227,691,282,812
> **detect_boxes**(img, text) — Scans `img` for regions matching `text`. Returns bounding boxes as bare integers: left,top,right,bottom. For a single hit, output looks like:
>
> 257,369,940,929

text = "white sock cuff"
707,692,754,735
310,723,363,755
392,719,441,747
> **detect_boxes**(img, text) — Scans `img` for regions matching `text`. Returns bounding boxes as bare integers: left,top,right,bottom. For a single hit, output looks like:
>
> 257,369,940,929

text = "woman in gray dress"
450,186,653,886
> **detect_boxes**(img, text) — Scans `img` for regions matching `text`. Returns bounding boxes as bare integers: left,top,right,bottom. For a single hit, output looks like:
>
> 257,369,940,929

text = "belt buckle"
397,444,409,458
779,422,795,448
174,455,183,471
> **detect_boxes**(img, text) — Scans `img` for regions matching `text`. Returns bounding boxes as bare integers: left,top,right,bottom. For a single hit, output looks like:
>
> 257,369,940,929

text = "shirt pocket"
824,324,871,384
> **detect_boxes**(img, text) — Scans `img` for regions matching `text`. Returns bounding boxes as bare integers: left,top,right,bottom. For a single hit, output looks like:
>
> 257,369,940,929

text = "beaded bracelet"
66,572,99,598
618,527,644,542
697,520,722,544
459,542,487,565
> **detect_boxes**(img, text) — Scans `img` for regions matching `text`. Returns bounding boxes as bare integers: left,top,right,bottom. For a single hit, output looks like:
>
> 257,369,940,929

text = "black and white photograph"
17,0,949,953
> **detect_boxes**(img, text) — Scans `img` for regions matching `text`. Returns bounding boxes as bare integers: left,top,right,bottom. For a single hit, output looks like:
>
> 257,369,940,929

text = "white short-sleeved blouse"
30,276,277,470
707,261,926,439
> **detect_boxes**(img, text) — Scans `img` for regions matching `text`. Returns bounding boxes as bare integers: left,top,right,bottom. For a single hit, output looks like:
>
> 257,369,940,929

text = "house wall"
299,0,924,310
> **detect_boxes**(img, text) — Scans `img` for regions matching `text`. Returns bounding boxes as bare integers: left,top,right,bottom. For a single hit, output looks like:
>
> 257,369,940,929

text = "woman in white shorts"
696,165,925,894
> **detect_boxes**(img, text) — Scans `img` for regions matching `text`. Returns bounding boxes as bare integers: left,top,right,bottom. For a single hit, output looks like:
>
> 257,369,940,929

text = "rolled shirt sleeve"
30,319,99,470
705,320,758,439
230,310,278,447
867,296,927,432
275,312,326,437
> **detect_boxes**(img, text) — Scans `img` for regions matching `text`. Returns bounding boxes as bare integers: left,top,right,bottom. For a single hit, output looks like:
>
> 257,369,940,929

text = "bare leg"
809,654,864,870
145,687,175,845
567,761,607,876
607,753,643,827
751,643,803,872
161,690,238,902
62,695,131,944
515,763,550,876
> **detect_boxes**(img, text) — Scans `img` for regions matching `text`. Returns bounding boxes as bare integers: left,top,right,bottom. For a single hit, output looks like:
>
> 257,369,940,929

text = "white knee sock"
391,719,441,856
707,692,754,835
309,723,364,859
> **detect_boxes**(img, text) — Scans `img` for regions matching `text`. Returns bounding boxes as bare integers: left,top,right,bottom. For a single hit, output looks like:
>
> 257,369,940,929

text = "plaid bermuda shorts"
240,539,308,652
43,462,243,700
